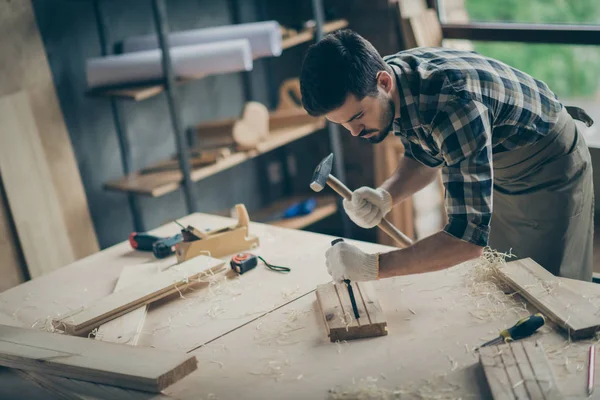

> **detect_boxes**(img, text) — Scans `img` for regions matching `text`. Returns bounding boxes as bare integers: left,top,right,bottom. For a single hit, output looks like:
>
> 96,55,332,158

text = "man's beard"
361,99,395,144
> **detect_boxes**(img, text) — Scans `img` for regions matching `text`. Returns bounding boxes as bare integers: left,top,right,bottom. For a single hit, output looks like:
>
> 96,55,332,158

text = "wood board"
0,91,75,278
0,0,98,260
0,324,197,393
95,264,159,345
479,341,561,399
315,281,387,342
497,258,600,339
53,256,225,336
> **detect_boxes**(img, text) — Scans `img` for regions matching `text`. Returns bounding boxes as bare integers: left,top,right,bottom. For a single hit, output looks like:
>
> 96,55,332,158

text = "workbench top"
0,213,599,399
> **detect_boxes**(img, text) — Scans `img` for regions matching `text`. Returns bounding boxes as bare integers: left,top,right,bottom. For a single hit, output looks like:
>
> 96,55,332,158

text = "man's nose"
347,123,364,137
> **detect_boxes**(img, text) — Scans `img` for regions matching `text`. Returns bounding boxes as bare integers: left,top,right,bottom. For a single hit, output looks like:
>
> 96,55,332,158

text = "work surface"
1,212,600,399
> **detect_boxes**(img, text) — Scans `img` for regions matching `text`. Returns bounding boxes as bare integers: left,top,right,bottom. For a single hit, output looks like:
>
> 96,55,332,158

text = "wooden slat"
479,342,561,400
316,282,387,342
0,324,197,393
52,256,225,336
104,121,326,197
0,91,75,278
0,1,99,260
497,258,600,339
94,264,159,345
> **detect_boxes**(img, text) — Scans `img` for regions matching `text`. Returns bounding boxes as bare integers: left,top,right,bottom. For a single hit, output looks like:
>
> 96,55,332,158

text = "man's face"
326,89,395,144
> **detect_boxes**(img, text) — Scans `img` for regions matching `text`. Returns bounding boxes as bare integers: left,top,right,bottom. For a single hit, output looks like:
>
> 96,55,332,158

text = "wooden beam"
0,91,75,278
479,341,561,399
94,264,158,345
0,324,197,393
316,281,387,342
497,258,600,339
52,256,225,336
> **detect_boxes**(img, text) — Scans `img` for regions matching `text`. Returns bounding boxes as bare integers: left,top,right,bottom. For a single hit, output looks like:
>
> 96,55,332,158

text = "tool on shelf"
128,232,183,259
230,252,290,275
259,197,317,223
331,238,360,320
476,313,546,350
310,153,413,248
175,204,259,263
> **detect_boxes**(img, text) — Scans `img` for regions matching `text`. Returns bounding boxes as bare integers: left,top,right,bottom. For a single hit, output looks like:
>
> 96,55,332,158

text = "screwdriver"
477,313,546,350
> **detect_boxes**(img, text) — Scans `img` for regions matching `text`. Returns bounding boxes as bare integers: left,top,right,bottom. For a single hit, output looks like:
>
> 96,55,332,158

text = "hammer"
310,153,413,247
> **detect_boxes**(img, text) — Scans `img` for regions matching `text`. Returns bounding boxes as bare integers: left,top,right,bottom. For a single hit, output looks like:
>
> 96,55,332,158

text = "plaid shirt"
384,47,564,247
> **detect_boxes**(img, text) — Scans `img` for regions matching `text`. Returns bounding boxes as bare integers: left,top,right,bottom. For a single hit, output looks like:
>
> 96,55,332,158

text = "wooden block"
0,91,75,278
497,258,600,339
52,255,225,336
316,281,387,342
479,341,561,400
95,264,159,345
0,324,197,393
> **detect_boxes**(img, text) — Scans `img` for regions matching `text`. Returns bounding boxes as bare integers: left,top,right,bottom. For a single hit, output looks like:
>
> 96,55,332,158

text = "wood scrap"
497,258,600,339
1,0,99,260
140,147,231,175
0,91,75,278
479,341,561,399
52,255,225,336
316,281,387,342
95,264,158,345
0,324,197,393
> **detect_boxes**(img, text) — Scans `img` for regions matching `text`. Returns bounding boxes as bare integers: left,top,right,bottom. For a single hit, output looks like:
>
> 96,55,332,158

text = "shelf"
252,195,338,229
86,19,348,102
104,119,326,197
281,19,349,49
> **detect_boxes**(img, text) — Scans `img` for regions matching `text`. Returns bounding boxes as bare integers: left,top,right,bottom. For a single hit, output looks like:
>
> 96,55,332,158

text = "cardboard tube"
122,21,282,59
86,39,252,89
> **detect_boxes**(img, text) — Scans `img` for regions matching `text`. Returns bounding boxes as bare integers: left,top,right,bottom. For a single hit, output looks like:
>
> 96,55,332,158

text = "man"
299,29,594,282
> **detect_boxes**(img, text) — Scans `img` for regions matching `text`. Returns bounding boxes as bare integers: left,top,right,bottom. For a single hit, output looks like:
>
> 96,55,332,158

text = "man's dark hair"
300,29,389,117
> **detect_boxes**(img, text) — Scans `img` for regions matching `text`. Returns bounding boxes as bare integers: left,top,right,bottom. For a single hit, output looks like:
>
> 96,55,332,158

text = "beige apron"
489,106,595,281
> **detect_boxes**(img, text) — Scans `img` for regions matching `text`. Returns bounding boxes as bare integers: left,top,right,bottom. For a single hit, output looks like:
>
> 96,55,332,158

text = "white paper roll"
122,20,282,59
86,39,252,89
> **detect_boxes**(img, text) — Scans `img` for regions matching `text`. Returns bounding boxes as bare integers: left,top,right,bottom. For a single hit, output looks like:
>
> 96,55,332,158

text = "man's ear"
376,71,394,94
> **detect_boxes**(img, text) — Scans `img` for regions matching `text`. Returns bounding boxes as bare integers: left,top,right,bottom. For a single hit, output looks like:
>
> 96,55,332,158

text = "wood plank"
251,195,337,229
94,264,159,345
0,0,99,260
480,342,562,400
316,281,387,342
497,258,600,339
0,91,75,278
104,121,325,197
281,20,349,49
0,324,197,393
52,256,225,336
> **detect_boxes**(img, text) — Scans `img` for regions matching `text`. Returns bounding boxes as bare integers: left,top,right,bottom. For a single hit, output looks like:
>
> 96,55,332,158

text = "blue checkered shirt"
384,47,564,247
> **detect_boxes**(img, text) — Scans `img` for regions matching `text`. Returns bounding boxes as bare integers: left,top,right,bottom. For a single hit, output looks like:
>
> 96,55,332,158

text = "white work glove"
343,187,392,229
325,242,379,282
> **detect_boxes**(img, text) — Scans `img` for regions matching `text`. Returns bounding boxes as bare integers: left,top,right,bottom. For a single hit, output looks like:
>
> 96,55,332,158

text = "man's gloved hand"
325,242,379,282
343,187,392,229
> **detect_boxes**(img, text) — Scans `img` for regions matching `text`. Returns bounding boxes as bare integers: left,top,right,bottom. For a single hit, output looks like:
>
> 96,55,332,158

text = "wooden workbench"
0,212,599,399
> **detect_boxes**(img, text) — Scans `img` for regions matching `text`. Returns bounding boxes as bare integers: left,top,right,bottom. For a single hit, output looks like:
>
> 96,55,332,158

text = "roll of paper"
86,39,252,89
122,20,282,59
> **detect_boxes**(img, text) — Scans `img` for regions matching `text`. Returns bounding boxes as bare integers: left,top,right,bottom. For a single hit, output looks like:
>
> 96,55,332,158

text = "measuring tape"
230,253,290,275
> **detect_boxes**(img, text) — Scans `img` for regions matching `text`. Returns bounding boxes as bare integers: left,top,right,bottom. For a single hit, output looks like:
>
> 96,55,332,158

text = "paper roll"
122,21,282,59
86,39,252,89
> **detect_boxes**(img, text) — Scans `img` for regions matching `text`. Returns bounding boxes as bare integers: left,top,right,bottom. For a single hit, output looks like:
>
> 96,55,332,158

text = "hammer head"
310,153,334,192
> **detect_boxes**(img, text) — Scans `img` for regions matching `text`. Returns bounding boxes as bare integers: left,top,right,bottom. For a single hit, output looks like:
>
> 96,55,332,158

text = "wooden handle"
326,175,413,247
235,204,250,229
379,218,413,247
326,175,353,201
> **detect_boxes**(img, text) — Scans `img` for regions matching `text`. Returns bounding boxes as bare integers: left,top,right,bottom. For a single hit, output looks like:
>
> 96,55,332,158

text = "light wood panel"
0,0,98,261
498,258,600,339
0,91,75,278
0,324,197,393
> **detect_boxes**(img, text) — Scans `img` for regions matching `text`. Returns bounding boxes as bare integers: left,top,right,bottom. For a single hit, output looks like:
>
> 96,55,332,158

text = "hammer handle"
326,175,413,248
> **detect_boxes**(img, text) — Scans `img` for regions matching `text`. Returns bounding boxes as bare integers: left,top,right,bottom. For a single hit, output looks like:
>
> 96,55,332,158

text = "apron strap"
565,105,594,127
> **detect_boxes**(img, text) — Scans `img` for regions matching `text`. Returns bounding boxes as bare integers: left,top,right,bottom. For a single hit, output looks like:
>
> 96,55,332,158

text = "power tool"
129,232,183,259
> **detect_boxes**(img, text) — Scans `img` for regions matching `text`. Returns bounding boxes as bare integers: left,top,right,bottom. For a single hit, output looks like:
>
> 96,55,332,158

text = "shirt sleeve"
431,97,493,247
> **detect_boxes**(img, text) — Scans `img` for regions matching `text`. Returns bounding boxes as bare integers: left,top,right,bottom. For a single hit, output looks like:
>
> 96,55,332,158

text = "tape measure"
230,253,291,275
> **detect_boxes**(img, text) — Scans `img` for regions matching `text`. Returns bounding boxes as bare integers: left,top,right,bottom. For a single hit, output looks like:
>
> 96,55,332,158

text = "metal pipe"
92,0,145,231
151,0,197,214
